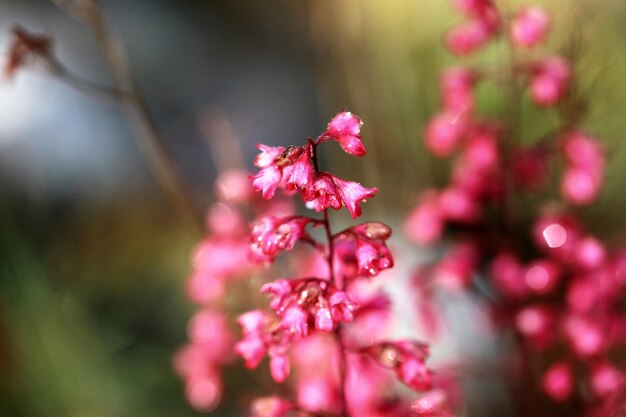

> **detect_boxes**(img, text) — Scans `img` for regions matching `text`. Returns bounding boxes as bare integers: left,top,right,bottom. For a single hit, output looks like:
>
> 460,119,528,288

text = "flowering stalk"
174,169,262,412
314,160,345,413
407,1,625,416
237,112,444,417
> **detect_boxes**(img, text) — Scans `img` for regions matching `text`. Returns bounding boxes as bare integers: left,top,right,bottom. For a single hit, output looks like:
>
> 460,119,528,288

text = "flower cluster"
407,1,625,415
262,278,357,335
251,113,377,219
173,310,233,411
250,215,318,262
237,112,444,417
445,0,500,55
361,340,433,391
174,169,294,411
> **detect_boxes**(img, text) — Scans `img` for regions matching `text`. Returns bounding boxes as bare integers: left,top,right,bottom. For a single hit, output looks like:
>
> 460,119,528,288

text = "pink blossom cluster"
407,1,625,415
446,0,501,55
446,1,551,55
250,113,377,219
237,112,453,417
174,310,233,411
174,169,293,411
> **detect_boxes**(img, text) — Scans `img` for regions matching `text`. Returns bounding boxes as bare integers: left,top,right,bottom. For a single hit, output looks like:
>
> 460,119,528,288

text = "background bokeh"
2,0,626,416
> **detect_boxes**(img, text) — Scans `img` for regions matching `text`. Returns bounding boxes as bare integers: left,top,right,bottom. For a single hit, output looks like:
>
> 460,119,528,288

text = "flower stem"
322,208,349,417
313,138,349,417
323,209,336,283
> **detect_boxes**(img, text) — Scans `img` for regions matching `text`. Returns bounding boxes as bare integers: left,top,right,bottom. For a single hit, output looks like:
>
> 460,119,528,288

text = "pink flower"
315,306,334,333
343,289,392,344
251,396,293,417
452,0,495,16
320,111,367,156
542,362,573,402
424,111,468,157
336,222,394,278
250,215,314,262
192,238,251,276
354,241,393,277
561,131,604,170
252,144,286,199
185,270,225,304
591,361,625,398
238,310,268,333
255,144,286,168
460,126,499,173
510,7,550,48
206,203,246,236
304,172,343,212
440,67,476,112
334,176,378,219
174,344,213,380
329,291,357,323
574,237,606,270
297,376,339,413
412,390,453,417
400,356,434,391
451,156,500,197
282,306,309,337
438,186,481,223
269,353,291,383
284,143,314,191
490,253,527,298
529,56,571,106
185,373,222,412
563,315,605,357
174,319,233,413
515,305,556,348
405,192,445,245
304,172,377,219
434,241,479,289
262,279,294,311
559,131,604,205
235,330,267,369
445,18,495,55
214,169,254,203
561,167,602,205
186,310,233,357
364,340,433,391
261,278,357,335
251,144,313,199
235,310,300,381
524,259,560,295
567,278,598,314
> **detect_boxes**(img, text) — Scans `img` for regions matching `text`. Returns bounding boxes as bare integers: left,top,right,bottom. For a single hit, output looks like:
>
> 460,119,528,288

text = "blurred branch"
50,0,84,22
47,57,130,101
46,0,205,233
197,107,246,174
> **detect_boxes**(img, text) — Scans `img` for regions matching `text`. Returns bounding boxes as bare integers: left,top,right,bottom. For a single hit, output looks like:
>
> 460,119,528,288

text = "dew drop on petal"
380,346,399,367
543,224,567,248
363,222,392,240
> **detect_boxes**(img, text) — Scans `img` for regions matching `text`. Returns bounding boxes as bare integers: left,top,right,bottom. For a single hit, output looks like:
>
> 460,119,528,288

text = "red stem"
311,139,350,417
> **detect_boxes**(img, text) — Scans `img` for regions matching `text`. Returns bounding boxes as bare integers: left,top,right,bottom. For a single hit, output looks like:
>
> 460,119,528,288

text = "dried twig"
46,0,205,233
